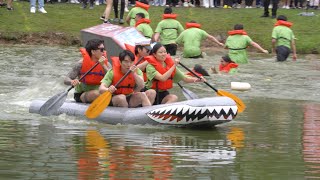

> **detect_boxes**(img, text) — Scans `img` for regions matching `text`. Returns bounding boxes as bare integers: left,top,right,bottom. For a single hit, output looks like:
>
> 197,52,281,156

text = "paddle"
39,61,100,116
177,83,198,100
179,62,246,113
85,57,144,119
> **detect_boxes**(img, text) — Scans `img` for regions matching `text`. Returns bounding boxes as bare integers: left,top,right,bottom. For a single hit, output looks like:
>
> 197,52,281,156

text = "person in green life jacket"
272,15,297,62
153,7,184,56
225,24,269,64
135,13,153,39
176,20,224,58
99,50,153,107
64,39,111,103
144,43,206,105
125,0,150,27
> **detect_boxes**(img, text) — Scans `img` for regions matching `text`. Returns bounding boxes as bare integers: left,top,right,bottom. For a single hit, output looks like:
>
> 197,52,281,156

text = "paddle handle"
177,82,183,89
67,62,100,92
179,62,218,92
114,57,144,88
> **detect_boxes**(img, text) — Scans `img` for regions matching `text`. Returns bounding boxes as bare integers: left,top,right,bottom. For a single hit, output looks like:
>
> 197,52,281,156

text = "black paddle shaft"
67,61,100,92
179,62,218,92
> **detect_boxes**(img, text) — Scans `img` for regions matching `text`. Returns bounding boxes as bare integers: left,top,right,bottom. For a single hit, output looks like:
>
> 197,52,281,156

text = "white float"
231,82,251,91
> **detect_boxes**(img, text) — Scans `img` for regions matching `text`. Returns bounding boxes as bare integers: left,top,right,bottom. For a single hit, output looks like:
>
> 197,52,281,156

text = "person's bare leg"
162,94,178,104
145,89,156,105
129,92,151,107
80,90,100,103
103,0,113,22
112,94,128,107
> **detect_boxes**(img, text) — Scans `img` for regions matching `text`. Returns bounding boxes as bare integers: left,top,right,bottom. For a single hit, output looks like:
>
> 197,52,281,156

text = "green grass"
1,1,319,53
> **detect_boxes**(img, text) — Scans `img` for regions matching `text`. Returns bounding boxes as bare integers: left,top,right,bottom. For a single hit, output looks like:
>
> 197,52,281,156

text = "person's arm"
125,11,131,25
182,76,206,83
153,58,179,81
250,41,269,54
137,60,148,72
153,32,160,42
64,60,82,86
207,35,224,47
132,67,145,92
271,38,277,54
99,71,116,94
291,39,297,61
98,56,111,72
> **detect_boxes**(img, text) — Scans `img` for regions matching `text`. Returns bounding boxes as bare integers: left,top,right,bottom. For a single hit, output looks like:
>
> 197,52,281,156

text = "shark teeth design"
147,105,237,124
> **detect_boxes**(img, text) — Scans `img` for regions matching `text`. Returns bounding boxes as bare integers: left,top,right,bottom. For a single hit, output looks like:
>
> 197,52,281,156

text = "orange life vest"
162,14,177,19
124,43,135,54
135,1,150,11
135,18,151,27
79,48,107,85
186,22,201,29
111,57,136,95
274,20,293,28
186,71,203,77
219,62,238,73
228,30,248,35
145,54,176,90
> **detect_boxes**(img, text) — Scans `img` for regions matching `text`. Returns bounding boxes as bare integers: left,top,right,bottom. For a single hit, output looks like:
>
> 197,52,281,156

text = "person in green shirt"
225,24,269,64
154,7,184,56
135,13,153,39
176,21,224,58
125,0,150,27
272,15,297,61
144,43,206,105
100,50,153,107
64,39,111,103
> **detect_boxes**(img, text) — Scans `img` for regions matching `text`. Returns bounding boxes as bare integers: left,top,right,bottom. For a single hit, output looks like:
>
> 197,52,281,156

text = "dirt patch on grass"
0,32,81,46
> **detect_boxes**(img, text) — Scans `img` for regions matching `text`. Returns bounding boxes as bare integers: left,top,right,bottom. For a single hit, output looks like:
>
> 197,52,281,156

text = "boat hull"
29,97,238,127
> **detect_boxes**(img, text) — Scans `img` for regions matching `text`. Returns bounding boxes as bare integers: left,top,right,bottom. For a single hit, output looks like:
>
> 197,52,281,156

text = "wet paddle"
179,62,246,113
85,57,144,119
177,83,198,100
39,61,100,116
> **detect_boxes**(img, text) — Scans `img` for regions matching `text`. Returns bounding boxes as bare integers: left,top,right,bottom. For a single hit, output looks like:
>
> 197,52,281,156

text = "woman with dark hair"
144,43,206,105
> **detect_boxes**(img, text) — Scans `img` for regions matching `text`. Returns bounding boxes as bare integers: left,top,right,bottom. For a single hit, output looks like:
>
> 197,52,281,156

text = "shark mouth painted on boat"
147,105,237,124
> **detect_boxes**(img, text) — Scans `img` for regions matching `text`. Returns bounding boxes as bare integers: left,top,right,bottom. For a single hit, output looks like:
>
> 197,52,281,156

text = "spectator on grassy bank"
0,0,13,10
100,0,113,24
272,15,297,61
30,0,47,13
176,21,224,58
225,24,268,64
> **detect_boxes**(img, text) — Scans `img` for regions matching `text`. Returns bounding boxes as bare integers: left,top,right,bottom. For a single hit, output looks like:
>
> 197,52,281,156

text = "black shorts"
276,45,291,62
154,90,170,105
164,44,178,56
74,92,83,103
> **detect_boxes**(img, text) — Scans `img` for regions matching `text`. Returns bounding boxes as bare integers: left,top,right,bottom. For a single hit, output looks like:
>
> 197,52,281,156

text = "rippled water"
0,44,320,179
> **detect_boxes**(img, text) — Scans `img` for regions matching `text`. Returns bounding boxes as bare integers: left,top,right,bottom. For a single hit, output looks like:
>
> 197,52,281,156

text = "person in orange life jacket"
176,20,224,58
125,0,150,26
64,39,111,103
99,50,152,107
145,43,206,105
153,7,184,56
272,15,297,62
135,13,154,39
215,55,239,74
225,24,269,64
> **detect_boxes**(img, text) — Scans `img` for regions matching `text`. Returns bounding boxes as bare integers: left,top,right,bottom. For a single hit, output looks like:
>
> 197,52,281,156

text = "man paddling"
64,39,111,103
99,50,153,107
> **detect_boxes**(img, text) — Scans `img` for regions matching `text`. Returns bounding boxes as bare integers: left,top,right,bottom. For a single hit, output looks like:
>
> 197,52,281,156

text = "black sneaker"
7,7,13,10
103,20,111,24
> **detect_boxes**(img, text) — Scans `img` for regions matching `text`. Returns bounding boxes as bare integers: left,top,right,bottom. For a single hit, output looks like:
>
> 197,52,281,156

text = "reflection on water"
0,44,320,179
303,103,320,178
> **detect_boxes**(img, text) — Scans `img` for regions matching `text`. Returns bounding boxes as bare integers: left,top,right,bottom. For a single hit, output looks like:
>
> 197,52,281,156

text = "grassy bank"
1,1,319,53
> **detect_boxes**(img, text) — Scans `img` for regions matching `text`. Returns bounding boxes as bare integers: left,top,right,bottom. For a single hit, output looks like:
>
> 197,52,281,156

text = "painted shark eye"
147,105,237,125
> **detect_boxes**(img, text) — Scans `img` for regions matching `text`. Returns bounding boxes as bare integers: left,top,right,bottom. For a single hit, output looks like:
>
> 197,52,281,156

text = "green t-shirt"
272,25,295,49
136,23,153,38
225,35,253,64
176,28,209,58
155,19,184,45
145,64,185,90
127,7,149,27
100,69,143,90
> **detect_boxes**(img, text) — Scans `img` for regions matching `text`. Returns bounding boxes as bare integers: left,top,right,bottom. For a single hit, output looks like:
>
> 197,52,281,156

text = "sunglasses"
98,48,105,52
